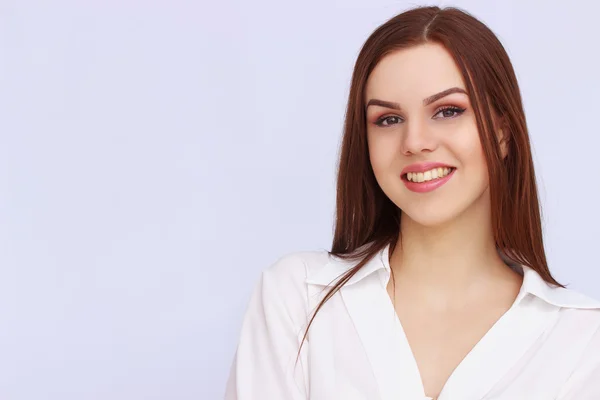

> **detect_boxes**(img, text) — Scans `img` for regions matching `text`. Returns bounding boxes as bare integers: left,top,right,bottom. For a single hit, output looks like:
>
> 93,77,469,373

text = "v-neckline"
383,286,518,399
339,273,561,400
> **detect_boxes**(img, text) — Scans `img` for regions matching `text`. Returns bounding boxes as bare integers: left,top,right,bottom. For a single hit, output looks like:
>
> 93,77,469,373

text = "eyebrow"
365,87,468,110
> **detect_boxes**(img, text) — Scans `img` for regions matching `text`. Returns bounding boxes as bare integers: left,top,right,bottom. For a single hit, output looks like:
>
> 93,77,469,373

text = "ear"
498,129,509,159
495,120,510,160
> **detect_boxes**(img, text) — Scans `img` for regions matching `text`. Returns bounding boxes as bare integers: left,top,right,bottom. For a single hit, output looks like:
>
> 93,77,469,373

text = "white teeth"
406,167,453,183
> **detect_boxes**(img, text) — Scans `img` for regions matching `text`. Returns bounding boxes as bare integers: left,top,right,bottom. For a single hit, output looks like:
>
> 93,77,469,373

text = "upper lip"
401,162,455,176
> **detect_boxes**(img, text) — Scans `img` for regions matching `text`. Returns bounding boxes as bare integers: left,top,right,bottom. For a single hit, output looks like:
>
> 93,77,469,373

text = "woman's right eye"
374,115,402,127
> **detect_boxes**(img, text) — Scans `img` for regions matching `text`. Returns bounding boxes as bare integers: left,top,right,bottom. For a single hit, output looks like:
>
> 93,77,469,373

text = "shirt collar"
305,242,600,310
305,242,391,287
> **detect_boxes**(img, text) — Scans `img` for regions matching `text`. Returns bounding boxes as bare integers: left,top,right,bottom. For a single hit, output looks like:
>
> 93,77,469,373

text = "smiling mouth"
403,167,456,183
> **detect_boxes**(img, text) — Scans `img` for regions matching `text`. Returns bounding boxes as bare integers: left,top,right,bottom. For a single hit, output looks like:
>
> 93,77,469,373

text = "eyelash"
373,105,467,127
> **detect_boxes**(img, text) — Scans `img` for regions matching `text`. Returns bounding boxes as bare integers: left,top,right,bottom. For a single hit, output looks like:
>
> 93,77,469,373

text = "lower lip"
402,169,455,193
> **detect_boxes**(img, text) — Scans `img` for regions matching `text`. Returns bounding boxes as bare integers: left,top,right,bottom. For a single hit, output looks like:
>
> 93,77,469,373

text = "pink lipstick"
400,162,455,193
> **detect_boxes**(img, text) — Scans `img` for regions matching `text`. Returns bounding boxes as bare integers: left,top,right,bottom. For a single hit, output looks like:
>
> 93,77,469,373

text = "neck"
390,190,509,294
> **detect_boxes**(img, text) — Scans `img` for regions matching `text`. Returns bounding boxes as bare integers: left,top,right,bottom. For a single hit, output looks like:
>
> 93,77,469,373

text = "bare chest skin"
386,273,522,399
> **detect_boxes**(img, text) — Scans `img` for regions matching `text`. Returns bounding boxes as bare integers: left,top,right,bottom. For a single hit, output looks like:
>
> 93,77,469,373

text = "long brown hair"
298,5,563,355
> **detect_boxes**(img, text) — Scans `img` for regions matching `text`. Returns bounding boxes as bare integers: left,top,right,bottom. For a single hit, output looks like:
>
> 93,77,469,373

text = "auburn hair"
298,5,564,356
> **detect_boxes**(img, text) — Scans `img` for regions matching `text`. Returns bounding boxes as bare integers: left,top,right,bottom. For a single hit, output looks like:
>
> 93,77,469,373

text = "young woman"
225,6,600,400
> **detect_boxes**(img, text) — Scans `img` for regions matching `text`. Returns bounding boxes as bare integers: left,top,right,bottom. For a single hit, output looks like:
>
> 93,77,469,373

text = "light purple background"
1,0,598,399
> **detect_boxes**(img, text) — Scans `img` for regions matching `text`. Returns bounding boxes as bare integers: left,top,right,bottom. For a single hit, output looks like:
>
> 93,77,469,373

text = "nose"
400,119,438,156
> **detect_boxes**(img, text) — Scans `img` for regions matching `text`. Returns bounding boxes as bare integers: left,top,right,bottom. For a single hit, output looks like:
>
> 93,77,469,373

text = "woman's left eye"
433,106,466,119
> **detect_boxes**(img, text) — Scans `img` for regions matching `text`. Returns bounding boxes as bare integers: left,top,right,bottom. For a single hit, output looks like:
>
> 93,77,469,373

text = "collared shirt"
224,243,600,400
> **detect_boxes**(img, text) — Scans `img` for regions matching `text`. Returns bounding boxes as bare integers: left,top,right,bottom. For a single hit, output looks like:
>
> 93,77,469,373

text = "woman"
225,6,600,400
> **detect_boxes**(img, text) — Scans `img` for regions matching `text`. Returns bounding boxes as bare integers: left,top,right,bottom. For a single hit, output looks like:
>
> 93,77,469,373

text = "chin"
400,205,462,227
393,185,490,228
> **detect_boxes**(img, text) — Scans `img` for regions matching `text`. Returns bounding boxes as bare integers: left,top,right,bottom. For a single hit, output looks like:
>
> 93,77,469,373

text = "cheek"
367,133,397,175
464,143,487,169
454,132,490,188
451,128,487,169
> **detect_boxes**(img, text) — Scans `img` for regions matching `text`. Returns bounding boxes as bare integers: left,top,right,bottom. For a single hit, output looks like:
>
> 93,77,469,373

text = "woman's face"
365,42,491,227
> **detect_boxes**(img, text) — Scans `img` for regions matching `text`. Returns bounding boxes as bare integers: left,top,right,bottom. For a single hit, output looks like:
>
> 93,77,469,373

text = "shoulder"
524,267,600,341
252,248,332,320
261,248,331,288
556,304,600,397
549,287,600,349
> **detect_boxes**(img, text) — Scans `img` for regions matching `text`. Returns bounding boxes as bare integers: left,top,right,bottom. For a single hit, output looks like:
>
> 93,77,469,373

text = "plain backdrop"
1,0,599,399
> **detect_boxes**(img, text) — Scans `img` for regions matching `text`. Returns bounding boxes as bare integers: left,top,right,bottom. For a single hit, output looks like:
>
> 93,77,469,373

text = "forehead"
365,43,466,103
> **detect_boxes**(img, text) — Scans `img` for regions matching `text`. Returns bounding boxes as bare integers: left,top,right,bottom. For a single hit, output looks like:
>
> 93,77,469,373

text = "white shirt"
225,243,600,399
